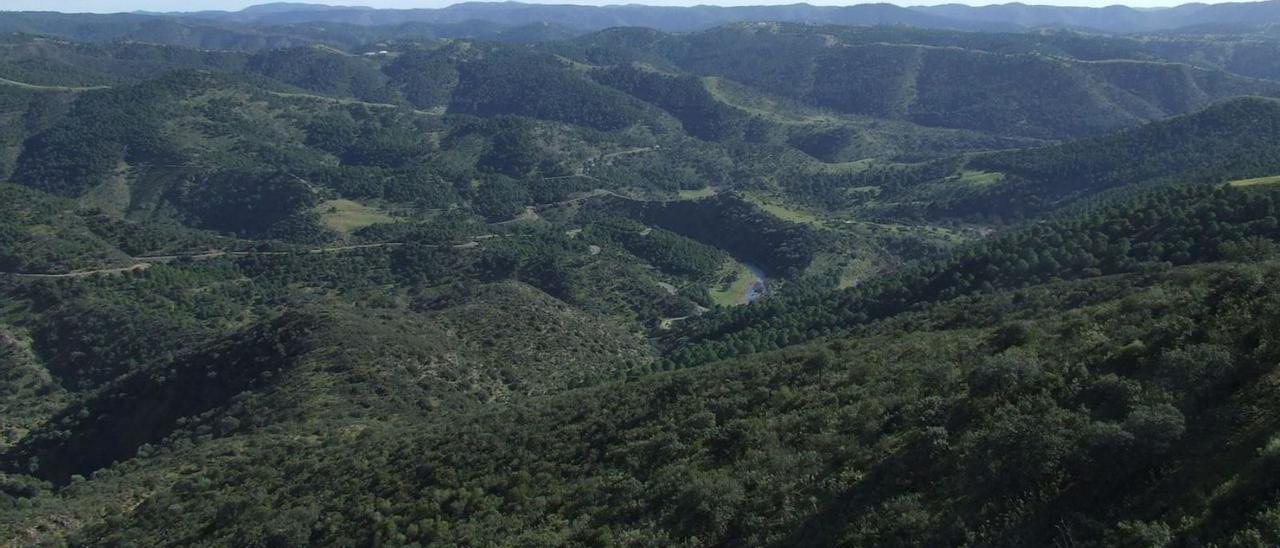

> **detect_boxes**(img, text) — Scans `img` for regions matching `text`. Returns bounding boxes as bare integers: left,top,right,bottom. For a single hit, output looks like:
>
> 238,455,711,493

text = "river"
744,263,769,303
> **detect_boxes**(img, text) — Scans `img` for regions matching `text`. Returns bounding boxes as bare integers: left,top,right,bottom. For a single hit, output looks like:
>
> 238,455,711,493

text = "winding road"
1,242,415,279
530,187,718,212
1,191,686,279
0,77,109,92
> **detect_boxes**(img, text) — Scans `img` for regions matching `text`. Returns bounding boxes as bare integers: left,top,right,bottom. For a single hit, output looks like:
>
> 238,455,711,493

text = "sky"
0,0,1238,13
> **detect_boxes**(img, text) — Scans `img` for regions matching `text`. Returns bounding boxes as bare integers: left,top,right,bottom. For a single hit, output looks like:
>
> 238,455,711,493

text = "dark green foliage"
0,185,133,273
571,23,1280,139
246,47,395,103
471,176,530,221
951,97,1280,219
448,49,649,131
236,250,399,291
630,194,822,276
390,244,458,285
48,261,1280,547
32,297,209,390
665,185,1280,369
476,119,542,178
383,46,460,109
339,129,434,168
0,38,247,86
306,165,459,207
13,82,179,195
10,312,323,484
165,170,324,241
593,64,755,141
581,216,729,280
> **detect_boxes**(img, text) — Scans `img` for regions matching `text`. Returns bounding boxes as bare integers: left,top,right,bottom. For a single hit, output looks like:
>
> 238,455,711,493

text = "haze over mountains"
148,0,1280,33
8,0,1280,35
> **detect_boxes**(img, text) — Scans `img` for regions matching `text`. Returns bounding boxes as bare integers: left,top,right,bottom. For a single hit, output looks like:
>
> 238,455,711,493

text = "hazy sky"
0,0,1235,13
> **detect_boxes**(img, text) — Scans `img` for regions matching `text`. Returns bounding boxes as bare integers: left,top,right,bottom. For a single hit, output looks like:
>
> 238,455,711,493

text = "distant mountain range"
4,1,1280,45
151,1,1280,34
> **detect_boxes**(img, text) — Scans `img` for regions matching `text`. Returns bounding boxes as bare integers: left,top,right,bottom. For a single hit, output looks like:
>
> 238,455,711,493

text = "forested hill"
854,96,1280,222
5,182,1280,546
557,24,1280,139
3,11,1280,547
6,24,1276,141
68,262,1280,546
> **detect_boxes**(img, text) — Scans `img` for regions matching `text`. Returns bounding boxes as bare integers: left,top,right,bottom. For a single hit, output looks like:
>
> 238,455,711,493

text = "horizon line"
0,0,1254,16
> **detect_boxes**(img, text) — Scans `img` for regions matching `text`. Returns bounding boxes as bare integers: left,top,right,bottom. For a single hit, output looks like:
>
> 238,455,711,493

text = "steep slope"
667,183,1280,369
0,37,248,87
0,277,653,480
896,97,1280,220
559,24,1280,139
244,45,395,103
2,67,646,240
4,311,328,484
445,49,657,131
29,254,1280,547
422,281,655,397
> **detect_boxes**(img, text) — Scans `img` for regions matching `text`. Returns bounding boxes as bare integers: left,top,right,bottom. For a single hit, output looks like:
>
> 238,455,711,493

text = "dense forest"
4,4,1280,546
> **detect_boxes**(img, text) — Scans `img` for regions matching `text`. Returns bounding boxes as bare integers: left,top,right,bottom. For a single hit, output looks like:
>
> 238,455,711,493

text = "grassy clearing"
710,261,753,307
955,170,1004,187
809,253,880,289
498,207,541,225
757,201,824,226
1229,175,1280,187
315,199,397,234
813,159,878,174
677,187,718,200
76,162,131,216
744,194,827,227
702,76,842,124
891,169,1008,207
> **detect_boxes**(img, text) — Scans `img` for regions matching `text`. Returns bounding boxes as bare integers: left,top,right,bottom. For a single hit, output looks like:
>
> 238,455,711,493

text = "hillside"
559,24,1280,139
7,226,1280,546
855,96,1280,221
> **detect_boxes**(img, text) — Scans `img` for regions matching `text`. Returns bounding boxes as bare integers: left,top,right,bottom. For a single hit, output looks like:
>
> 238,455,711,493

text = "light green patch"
710,260,753,307
76,162,131,217
703,76,845,124
312,44,355,57
815,159,878,174
631,62,680,76
676,187,717,200
883,169,1009,209
1229,175,1280,187
810,253,879,289
554,54,601,71
500,207,541,225
955,170,1004,187
315,199,397,234
1262,435,1280,458
744,194,827,227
